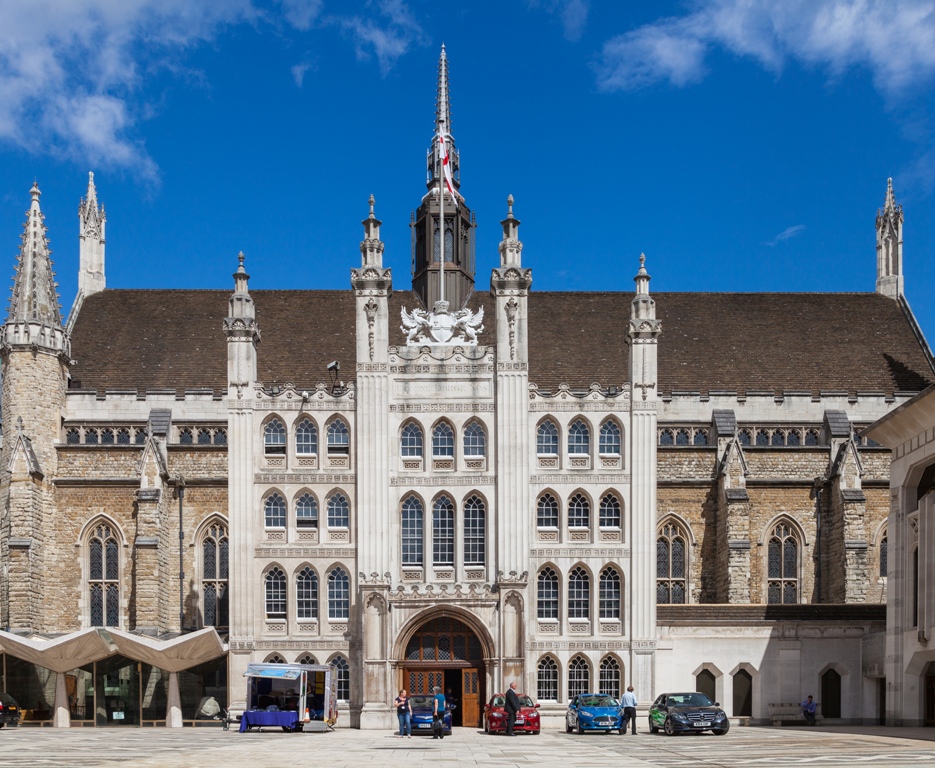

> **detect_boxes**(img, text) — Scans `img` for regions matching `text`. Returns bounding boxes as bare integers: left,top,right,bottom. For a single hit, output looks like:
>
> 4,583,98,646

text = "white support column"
53,671,70,728
166,671,183,728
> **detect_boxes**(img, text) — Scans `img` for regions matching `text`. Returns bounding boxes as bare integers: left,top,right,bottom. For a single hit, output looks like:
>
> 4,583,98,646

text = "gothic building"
0,48,931,728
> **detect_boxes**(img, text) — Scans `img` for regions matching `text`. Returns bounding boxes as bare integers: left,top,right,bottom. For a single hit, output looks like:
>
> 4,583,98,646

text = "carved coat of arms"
401,300,484,345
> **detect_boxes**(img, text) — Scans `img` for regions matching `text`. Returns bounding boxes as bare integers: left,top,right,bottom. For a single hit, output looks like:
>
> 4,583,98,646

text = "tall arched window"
401,423,423,457
328,567,350,619
599,494,620,528
537,421,558,455
295,493,318,528
295,419,318,455
432,422,454,458
401,496,424,566
433,496,455,566
264,492,286,528
599,657,621,699
327,419,349,455
568,493,590,529
537,567,559,619
264,419,286,455
537,657,559,701
463,495,485,566
879,533,888,578
599,421,620,455
463,422,486,457
327,493,349,528
568,656,590,699
332,655,350,701
89,523,120,627
569,567,590,619
767,523,799,604
599,567,621,619
537,493,559,528
657,522,687,604
296,567,318,620
265,567,286,619
568,420,590,454
202,522,229,628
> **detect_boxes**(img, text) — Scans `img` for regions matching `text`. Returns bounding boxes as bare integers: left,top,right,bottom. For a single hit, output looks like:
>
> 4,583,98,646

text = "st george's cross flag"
438,132,459,208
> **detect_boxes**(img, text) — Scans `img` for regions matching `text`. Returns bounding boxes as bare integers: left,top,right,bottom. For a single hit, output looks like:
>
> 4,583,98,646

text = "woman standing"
395,689,412,738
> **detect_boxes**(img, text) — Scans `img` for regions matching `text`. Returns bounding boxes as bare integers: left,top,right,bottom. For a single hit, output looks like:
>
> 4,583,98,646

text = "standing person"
504,681,521,737
394,688,412,739
620,685,638,735
432,686,446,739
801,695,817,726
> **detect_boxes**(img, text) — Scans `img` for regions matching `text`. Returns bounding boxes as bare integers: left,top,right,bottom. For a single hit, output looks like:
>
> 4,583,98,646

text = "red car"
483,693,541,735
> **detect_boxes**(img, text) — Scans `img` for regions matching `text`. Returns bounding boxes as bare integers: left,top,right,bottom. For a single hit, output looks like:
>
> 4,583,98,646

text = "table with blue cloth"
239,709,300,732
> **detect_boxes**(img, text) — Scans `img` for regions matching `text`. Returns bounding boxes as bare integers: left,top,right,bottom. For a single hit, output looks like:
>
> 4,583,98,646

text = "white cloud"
334,0,426,76
279,0,323,31
763,224,807,247
595,0,935,99
292,62,312,88
529,0,590,42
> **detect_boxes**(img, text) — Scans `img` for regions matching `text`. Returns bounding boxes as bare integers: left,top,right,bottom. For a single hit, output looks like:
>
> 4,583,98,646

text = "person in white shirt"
620,685,638,734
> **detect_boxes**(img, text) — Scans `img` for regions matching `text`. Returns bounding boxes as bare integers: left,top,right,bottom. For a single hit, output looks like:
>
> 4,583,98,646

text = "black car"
648,692,729,735
0,693,20,728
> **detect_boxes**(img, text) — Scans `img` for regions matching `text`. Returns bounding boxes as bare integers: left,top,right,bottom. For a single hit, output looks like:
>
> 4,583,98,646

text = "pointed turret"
628,254,661,400
78,171,106,297
876,177,904,299
360,194,385,268
223,252,260,398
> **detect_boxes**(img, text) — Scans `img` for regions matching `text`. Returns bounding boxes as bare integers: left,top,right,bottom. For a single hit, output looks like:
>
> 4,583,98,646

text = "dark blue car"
409,695,453,736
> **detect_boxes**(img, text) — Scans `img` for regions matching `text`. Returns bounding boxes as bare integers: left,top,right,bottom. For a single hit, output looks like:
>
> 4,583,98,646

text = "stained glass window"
767,523,798,604
88,524,119,627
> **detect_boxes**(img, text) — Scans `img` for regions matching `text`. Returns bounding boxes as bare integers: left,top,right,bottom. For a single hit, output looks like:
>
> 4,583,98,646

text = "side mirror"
714,702,720,707
535,703,540,709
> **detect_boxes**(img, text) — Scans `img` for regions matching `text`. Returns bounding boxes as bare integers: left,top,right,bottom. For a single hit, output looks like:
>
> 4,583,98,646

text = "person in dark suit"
505,682,521,736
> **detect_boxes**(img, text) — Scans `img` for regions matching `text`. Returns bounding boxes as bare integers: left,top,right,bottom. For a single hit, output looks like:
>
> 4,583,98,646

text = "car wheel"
484,718,489,734
533,730,540,735
566,719,573,734
649,717,658,734
577,721,584,735
713,724,730,736
664,717,676,736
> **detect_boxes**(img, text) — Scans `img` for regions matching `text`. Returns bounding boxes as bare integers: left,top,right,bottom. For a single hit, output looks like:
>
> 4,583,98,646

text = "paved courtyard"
2,724,935,768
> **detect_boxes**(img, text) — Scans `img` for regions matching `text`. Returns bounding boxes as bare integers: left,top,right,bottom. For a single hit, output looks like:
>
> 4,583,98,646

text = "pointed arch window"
202,522,229,629
568,656,590,699
537,657,559,701
599,657,621,699
433,496,455,566
767,523,799,604
264,493,286,529
568,420,590,454
327,493,349,528
599,567,621,619
599,494,620,528
265,567,286,619
537,568,559,619
296,419,318,455
296,567,319,620
66,427,81,444
880,533,888,579
327,419,349,455
537,493,558,528
755,429,770,446
328,568,350,619
401,423,423,458
599,421,620,455
296,493,318,529
657,522,687,604
332,655,350,701
568,493,590,529
693,429,708,446
100,428,115,445
434,217,454,263
89,523,120,627
659,429,674,446
85,428,99,445
401,496,424,566
805,429,820,446
675,428,690,446
197,428,212,445
737,429,752,446
135,428,148,445
568,567,590,619
432,423,454,458
537,421,558,455
264,419,286,455
463,495,485,566
214,429,227,446
116,428,131,445
297,654,317,665
463,422,486,457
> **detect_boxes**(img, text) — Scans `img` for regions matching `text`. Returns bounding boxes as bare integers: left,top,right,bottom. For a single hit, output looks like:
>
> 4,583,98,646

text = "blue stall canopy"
245,664,302,680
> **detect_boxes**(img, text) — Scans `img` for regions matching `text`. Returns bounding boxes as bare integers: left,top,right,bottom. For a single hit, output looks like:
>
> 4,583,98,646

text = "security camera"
327,361,340,372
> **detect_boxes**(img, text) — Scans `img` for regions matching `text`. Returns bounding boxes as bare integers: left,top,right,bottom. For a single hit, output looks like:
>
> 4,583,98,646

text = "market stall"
240,663,337,733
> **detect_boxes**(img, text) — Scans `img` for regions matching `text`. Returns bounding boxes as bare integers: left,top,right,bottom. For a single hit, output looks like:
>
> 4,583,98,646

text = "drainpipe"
812,477,824,601
177,476,186,631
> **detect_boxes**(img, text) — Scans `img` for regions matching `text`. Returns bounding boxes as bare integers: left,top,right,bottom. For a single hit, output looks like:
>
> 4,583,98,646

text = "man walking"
620,685,638,734
505,682,521,736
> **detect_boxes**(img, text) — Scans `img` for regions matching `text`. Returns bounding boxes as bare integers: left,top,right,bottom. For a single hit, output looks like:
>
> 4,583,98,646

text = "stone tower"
0,182,70,632
78,172,106,298
876,178,903,299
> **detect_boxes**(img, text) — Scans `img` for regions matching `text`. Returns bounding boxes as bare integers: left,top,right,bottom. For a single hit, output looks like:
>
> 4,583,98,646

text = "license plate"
418,723,431,728
515,718,524,724
693,723,708,727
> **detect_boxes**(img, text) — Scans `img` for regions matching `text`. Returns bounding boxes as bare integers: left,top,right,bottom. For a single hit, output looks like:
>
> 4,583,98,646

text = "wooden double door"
404,668,481,728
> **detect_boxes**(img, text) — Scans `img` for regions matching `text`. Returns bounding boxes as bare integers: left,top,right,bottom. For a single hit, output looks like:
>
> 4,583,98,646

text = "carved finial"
236,251,246,273
507,194,514,217
639,253,647,273
368,194,375,217
30,181,40,203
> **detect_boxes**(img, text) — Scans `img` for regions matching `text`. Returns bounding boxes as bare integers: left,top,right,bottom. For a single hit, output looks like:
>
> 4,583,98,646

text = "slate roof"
67,288,934,397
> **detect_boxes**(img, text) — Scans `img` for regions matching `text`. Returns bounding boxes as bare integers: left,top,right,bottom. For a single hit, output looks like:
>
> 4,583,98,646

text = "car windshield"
668,693,713,707
409,696,434,708
578,695,618,707
519,695,534,707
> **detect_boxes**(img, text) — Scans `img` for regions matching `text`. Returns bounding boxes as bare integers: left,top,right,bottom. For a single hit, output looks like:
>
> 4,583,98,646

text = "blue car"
565,693,624,734
409,695,453,736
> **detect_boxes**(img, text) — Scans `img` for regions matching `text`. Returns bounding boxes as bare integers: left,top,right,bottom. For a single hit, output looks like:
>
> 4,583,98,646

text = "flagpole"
438,130,445,307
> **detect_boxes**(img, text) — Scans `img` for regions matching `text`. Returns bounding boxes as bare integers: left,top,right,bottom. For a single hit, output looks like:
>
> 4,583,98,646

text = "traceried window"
100,428,114,445
599,494,620,528
264,419,286,455
463,495,485,566
537,657,559,701
297,654,317,665
66,428,81,444
135,428,148,445
433,496,455,566
537,421,559,455
264,493,286,528
675,428,690,446
568,493,590,529
327,493,349,528
116,428,131,445
332,655,350,701
179,427,194,445
266,655,286,664
265,567,286,619
568,656,590,699
805,429,820,446
767,523,799,604
693,429,708,446
85,428,99,445
537,568,559,619
568,567,590,619
89,523,120,627
197,429,212,445
537,493,558,528
659,429,674,446
463,422,486,457
328,568,350,619
432,422,454,458
657,522,687,604
295,493,318,528
755,429,770,446
400,423,423,458
599,421,621,455
771,430,785,446
433,217,454,263
327,419,349,455
737,429,752,446
401,496,424,566
296,567,318,620
568,420,590,454
787,429,801,446
880,534,888,579
599,567,621,619
599,656,621,699
296,419,318,455
202,522,229,628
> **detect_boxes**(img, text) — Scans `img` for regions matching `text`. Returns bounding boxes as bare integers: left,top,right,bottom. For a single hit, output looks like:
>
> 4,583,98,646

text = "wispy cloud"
529,0,590,43
292,61,313,88
333,0,427,76
763,224,807,247
595,0,935,99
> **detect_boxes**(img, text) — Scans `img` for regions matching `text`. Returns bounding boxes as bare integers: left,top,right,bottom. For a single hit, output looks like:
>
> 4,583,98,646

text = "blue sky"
1,0,935,346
